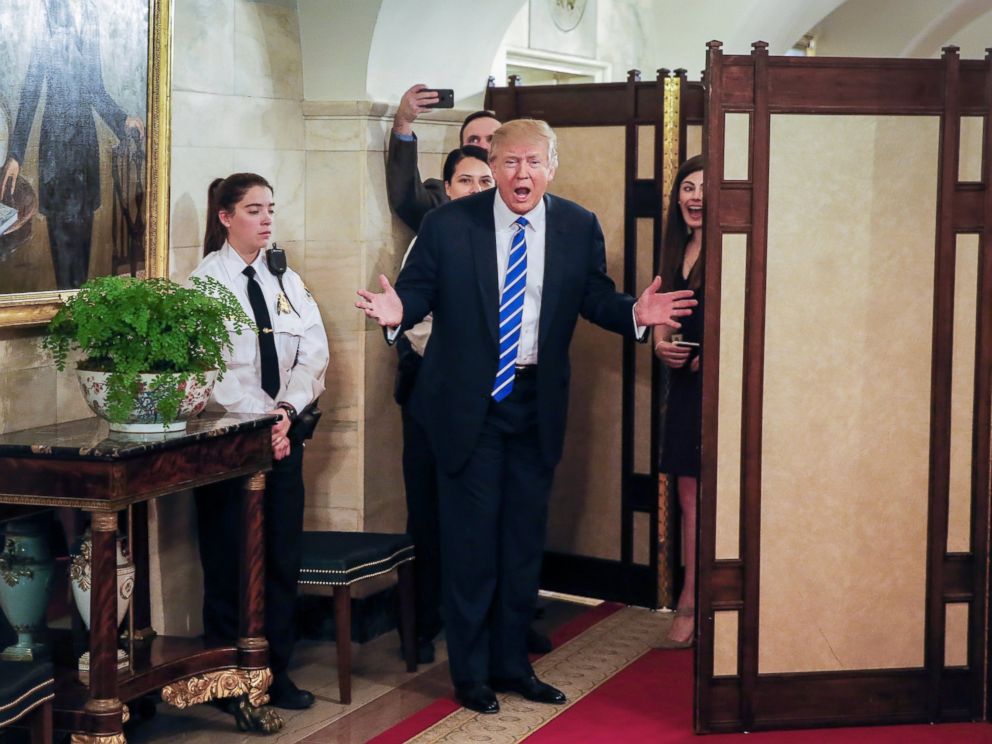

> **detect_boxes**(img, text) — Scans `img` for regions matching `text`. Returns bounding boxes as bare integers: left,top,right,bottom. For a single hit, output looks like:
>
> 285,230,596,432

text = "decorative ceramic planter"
0,517,55,661
70,530,136,676
76,368,218,433
69,530,136,631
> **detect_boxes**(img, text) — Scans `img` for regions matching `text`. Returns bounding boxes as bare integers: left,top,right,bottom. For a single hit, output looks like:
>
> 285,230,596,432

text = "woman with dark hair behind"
192,173,328,709
655,155,704,646
395,146,493,663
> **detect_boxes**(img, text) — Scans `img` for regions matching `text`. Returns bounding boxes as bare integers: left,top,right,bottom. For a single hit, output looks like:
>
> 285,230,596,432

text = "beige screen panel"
716,234,747,560
949,234,979,553
547,126,626,560
759,115,938,673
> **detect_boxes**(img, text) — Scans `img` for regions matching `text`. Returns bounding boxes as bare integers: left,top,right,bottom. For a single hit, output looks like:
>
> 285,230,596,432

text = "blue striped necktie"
492,216,529,402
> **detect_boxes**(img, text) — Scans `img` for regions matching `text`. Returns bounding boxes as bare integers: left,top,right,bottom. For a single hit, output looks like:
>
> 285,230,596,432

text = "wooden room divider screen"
697,42,992,732
486,71,703,609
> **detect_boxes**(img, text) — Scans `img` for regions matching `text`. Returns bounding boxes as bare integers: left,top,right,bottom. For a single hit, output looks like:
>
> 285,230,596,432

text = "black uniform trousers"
437,372,554,685
195,442,305,677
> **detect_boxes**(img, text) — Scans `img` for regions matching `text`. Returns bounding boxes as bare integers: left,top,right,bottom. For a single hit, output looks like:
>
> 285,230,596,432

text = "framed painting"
0,0,171,327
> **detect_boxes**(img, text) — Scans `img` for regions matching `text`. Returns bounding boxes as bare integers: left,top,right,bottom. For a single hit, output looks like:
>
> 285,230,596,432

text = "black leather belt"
514,365,537,377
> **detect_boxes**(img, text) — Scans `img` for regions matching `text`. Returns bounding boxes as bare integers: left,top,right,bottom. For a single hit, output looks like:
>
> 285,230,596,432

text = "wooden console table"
0,413,280,743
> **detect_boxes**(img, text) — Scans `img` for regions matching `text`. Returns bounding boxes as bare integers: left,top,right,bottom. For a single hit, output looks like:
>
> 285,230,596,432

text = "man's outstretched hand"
633,276,697,329
356,274,403,327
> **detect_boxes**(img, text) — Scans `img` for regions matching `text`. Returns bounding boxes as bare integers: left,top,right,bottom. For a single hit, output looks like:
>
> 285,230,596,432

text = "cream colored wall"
758,114,938,673
813,0,992,59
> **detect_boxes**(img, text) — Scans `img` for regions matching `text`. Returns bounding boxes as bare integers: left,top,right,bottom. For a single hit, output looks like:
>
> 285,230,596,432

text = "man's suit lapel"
539,194,565,346
472,192,500,345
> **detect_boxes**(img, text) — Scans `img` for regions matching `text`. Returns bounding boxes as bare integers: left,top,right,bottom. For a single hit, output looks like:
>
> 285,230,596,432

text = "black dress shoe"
527,627,553,654
269,675,315,710
491,675,566,705
454,683,499,714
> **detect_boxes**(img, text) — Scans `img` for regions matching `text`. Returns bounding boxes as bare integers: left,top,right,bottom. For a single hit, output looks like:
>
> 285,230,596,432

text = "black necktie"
242,266,280,399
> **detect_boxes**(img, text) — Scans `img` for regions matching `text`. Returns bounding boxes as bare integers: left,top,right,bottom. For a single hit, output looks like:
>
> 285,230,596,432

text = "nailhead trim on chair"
0,678,54,727
299,544,416,586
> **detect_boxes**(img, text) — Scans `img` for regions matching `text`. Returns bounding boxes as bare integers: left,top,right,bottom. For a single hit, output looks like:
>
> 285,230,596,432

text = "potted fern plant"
43,275,253,433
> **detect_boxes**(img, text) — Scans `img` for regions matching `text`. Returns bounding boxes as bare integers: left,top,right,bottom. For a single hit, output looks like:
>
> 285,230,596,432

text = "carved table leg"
238,471,282,733
81,511,126,742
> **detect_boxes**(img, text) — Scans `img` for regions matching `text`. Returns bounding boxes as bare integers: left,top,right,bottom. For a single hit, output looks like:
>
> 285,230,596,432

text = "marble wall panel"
303,506,361,532
0,365,57,434
305,150,364,243
0,329,47,371
758,115,938,673
172,91,304,151
306,117,367,153
56,368,95,424
303,424,363,512
173,0,235,95
234,0,303,100
170,147,238,250
305,239,364,338
362,332,405,534
322,331,362,422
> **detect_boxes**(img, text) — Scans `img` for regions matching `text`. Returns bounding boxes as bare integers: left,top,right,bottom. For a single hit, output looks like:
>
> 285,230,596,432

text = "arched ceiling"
297,0,988,104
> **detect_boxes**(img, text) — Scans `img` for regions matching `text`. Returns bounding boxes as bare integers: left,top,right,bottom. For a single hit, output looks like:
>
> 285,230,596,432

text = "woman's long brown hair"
659,155,704,293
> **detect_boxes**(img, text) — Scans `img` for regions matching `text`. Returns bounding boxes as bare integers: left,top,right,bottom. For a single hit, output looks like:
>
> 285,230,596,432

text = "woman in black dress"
656,155,704,645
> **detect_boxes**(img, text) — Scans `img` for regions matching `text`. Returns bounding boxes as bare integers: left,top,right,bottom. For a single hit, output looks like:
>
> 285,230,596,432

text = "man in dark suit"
386,84,500,233
0,0,144,290
358,119,696,714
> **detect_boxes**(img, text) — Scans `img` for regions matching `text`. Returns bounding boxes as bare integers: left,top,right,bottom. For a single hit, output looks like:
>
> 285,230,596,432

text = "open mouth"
513,186,532,202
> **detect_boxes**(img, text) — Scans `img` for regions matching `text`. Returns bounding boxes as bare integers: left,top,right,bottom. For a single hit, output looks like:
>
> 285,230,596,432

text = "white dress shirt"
190,242,329,415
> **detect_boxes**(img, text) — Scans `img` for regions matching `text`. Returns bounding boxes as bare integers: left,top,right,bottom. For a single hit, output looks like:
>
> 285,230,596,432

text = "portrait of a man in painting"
0,0,148,293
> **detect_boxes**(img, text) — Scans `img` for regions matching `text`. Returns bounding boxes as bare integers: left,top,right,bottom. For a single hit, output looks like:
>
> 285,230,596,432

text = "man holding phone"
386,84,500,233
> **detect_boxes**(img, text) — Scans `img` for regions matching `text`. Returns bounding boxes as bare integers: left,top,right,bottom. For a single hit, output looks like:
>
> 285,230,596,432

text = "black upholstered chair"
299,531,417,704
0,660,54,744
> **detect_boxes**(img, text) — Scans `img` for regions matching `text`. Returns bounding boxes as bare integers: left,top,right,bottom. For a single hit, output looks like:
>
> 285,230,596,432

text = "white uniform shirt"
190,243,329,415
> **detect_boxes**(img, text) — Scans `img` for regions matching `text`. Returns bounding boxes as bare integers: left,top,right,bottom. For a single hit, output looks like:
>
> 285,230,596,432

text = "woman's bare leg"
668,475,697,644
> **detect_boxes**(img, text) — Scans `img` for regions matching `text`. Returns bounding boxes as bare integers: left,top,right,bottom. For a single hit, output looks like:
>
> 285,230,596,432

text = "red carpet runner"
525,648,992,743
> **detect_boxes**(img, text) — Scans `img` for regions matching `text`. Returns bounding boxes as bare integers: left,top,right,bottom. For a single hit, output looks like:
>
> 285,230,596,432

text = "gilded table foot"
161,667,273,709
230,694,284,734
70,735,126,744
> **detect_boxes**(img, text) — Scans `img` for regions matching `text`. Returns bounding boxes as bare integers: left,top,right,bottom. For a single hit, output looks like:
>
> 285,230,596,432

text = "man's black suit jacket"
395,189,638,475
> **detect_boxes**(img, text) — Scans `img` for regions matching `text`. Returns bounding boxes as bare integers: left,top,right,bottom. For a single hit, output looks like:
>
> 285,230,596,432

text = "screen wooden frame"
696,42,992,732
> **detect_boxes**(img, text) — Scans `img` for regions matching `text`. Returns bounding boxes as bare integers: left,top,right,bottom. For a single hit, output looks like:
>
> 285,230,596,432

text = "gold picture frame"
0,0,172,327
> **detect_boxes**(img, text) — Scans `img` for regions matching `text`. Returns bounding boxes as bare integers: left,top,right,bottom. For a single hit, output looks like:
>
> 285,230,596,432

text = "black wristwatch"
276,402,298,421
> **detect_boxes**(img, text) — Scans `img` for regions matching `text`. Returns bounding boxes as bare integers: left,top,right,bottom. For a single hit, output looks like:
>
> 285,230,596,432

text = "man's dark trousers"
437,372,554,685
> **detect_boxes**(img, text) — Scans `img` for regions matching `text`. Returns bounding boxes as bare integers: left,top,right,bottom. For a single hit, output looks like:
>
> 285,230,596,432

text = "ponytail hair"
203,172,273,256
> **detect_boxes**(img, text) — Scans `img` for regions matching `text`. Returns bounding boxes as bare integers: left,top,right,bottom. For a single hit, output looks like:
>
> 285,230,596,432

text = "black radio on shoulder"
266,243,287,276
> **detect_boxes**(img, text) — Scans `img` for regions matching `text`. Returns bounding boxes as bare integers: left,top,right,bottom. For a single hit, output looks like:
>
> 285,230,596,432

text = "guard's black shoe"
491,675,566,705
268,675,315,710
454,682,499,714
527,627,553,654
